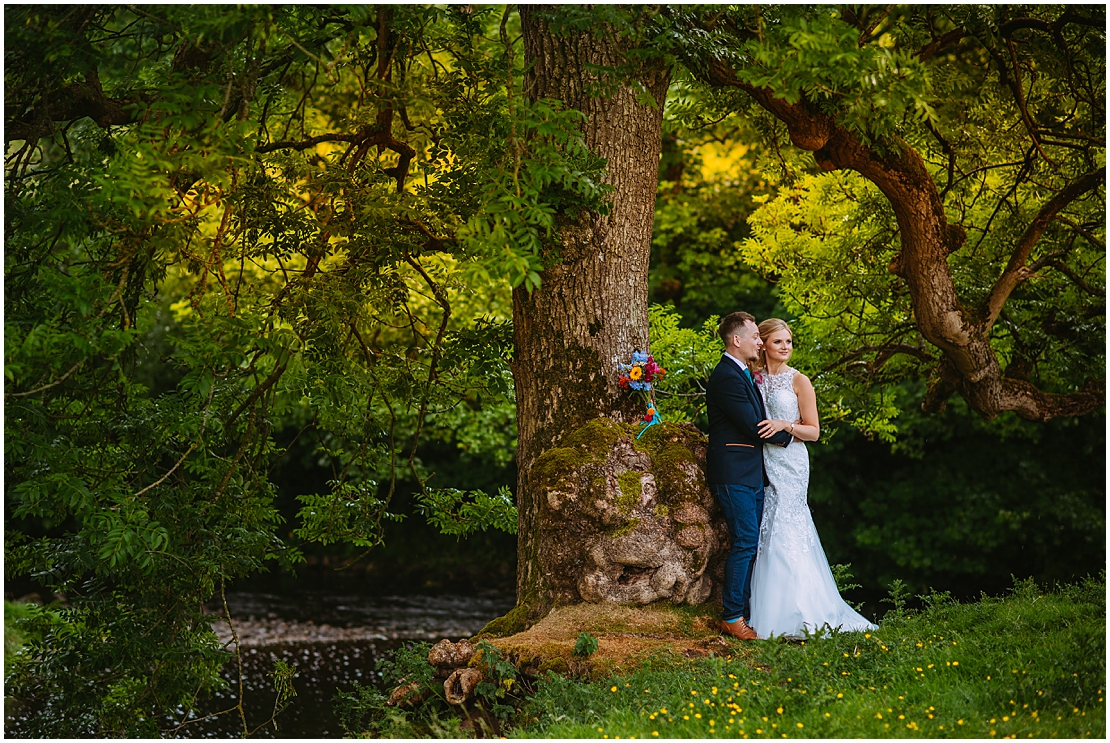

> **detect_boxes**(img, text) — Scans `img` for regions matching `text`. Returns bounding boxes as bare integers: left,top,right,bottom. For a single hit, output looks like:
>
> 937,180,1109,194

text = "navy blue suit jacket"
705,355,792,486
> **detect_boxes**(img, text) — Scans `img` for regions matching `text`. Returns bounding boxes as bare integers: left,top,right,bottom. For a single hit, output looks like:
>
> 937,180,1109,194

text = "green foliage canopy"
672,4,1104,430
4,4,1104,736
3,5,602,734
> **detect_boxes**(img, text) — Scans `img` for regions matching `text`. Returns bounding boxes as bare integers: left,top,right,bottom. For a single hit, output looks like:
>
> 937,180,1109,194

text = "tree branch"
255,132,360,153
983,167,1104,326
401,253,451,493
822,343,933,373
999,18,1052,36
1053,215,1105,250
692,24,1104,423
133,442,199,498
856,5,897,47
224,358,291,429
1025,247,1069,275
6,68,151,144
1043,259,1105,298
925,119,956,197
1002,37,1054,165
7,358,86,398
406,217,454,252
921,360,959,413
998,377,1104,422
916,28,967,62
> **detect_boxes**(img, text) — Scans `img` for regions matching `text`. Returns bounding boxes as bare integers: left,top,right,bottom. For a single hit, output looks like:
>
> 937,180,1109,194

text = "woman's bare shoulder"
791,369,814,392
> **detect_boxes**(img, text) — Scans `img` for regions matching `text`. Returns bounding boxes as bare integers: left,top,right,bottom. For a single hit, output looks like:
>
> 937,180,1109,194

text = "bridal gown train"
749,367,877,639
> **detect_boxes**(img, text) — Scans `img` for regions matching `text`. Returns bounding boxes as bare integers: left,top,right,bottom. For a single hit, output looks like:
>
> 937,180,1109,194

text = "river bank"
5,589,514,738
353,575,1105,739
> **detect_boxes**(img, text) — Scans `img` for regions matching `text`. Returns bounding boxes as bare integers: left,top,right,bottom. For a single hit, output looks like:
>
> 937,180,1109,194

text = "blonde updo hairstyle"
752,318,792,373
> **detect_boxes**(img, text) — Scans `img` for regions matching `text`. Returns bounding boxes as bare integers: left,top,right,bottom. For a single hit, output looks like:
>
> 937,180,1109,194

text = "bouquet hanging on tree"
618,350,666,438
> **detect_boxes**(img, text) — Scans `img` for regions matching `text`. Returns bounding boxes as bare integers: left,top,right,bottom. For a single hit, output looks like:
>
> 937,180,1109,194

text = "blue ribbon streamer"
636,412,662,439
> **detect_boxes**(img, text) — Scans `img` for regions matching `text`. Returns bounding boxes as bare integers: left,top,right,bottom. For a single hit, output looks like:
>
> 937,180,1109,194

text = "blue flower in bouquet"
617,349,666,438
617,349,665,392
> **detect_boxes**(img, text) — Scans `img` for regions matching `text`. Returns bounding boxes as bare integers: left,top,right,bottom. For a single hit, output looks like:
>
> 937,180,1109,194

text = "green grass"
510,575,1105,739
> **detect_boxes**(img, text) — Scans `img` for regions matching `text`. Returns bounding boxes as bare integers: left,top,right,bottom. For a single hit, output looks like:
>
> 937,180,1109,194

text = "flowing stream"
180,589,516,738
5,589,514,739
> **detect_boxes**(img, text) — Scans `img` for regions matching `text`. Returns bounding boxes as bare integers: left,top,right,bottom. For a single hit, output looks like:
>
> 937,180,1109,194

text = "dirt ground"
486,602,754,678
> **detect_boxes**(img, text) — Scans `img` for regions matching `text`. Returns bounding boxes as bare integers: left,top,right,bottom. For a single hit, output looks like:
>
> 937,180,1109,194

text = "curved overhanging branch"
822,343,935,374
699,58,1104,422
5,67,152,144
999,377,1104,422
982,168,1105,327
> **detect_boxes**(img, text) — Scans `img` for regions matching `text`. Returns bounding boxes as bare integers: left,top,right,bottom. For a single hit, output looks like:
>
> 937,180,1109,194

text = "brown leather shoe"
720,618,758,641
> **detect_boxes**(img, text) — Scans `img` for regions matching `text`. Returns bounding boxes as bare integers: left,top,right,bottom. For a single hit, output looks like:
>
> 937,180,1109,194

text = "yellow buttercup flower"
630,366,643,380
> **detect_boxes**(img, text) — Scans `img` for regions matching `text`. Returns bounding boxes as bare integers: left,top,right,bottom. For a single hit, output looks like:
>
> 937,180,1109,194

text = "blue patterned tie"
743,367,753,384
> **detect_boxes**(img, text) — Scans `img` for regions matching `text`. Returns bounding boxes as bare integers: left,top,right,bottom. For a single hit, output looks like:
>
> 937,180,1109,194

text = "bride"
748,318,876,639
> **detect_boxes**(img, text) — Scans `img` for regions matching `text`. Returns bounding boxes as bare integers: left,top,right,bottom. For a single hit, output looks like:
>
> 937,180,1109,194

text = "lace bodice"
756,366,812,551
759,367,801,422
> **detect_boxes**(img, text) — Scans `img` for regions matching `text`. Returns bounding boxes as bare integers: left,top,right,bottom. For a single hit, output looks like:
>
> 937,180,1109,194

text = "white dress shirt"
723,351,750,374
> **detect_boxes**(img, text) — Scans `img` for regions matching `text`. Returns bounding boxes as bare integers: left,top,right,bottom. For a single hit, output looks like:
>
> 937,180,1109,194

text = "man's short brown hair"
718,311,756,345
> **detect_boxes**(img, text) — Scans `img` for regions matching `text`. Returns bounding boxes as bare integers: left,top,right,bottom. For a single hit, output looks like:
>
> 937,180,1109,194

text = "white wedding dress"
749,367,877,639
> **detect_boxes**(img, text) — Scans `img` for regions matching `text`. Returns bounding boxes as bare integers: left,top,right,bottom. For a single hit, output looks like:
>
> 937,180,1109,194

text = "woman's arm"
790,373,821,441
757,373,821,442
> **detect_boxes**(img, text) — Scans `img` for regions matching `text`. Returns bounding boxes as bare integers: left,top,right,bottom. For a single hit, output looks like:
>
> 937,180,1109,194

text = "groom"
706,311,792,641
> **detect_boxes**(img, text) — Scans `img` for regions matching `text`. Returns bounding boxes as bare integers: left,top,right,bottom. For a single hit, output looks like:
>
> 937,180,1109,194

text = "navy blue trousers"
712,482,764,622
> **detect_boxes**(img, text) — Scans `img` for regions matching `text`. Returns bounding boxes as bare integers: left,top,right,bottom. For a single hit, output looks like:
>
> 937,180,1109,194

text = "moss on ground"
537,655,570,675
478,602,535,639
484,602,747,681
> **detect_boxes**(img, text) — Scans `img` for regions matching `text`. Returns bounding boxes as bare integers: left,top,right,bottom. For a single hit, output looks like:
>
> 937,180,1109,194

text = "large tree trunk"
512,8,668,461
497,7,712,633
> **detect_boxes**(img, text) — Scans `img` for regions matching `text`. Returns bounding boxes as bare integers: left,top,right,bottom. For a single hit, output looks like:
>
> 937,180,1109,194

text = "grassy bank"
347,575,1104,739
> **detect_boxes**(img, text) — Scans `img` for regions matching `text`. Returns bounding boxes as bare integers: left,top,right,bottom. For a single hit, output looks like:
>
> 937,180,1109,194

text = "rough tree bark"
511,8,670,463
493,7,730,634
